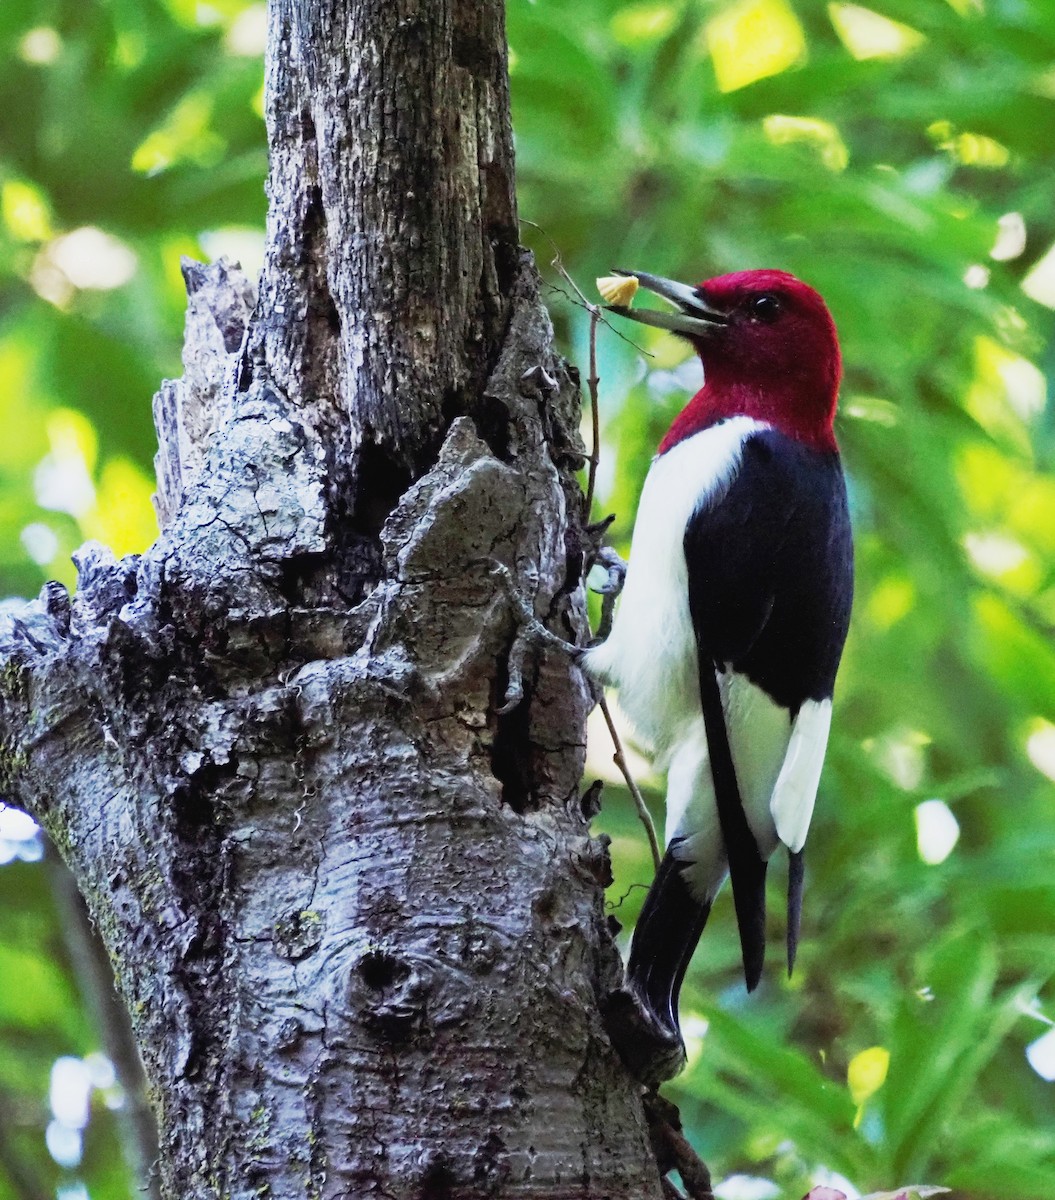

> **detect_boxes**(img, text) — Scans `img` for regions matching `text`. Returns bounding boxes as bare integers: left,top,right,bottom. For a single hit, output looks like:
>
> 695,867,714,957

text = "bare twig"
517,219,661,870
519,219,653,357
605,880,649,913
585,304,601,517
519,218,594,310
598,695,661,872
519,220,604,517
583,312,658,868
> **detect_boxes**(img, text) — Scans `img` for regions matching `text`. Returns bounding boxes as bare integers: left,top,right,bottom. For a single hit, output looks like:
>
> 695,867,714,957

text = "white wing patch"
665,686,831,903
720,671,788,858
663,670,799,904
770,698,832,853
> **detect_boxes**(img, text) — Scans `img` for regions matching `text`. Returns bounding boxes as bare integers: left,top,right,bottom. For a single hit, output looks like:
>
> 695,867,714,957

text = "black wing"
685,428,853,988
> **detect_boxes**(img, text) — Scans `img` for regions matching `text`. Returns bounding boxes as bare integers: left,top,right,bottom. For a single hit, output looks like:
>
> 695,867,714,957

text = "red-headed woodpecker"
587,268,853,1052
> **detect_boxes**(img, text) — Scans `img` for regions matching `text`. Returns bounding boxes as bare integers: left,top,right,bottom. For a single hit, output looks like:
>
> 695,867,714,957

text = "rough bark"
0,1,665,1196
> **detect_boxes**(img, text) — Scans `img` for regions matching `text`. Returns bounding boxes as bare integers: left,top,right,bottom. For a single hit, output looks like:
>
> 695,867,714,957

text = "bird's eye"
748,294,781,323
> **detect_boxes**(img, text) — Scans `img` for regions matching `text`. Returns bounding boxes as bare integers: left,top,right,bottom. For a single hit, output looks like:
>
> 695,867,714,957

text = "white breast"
584,415,767,757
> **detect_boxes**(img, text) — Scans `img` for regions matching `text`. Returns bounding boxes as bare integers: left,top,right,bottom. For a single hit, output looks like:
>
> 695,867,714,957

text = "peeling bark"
0,1,667,1197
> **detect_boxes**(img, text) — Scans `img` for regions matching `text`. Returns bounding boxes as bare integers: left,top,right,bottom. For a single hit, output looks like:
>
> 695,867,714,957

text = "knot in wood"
272,908,325,961
352,947,433,1044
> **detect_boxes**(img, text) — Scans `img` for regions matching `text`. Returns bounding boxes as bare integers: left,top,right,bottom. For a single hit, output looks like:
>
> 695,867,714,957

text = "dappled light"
1021,241,1055,308
0,805,42,865
707,0,808,93
828,4,924,61
1024,719,1055,782
913,800,960,866
33,227,139,305
1026,1027,1055,1082
762,115,849,172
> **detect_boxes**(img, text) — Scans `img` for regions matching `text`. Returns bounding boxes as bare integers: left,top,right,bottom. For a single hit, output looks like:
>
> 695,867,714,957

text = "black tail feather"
627,849,712,1039
696,655,769,991
787,847,804,976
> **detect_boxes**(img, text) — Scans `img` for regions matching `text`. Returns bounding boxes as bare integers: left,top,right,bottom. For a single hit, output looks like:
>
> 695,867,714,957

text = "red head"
607,268,842,454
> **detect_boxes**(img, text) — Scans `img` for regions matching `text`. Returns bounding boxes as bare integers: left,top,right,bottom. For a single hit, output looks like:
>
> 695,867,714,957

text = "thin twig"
519,218,661,871
519,219,653,356
599,695,661,871
585,304,601,518
520,218,592,307
605,880,649,913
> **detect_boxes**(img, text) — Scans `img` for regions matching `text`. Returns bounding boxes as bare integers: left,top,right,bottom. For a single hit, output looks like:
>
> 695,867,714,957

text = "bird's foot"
489,560,583,714
601,985,687,1088
586,543,628,644
589,542,627,593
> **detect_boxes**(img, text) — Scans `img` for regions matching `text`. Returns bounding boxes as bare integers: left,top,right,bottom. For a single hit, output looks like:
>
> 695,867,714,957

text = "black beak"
606,269,729,335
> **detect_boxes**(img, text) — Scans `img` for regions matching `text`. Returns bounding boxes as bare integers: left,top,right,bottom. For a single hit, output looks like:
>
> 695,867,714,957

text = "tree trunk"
0,1,665,1196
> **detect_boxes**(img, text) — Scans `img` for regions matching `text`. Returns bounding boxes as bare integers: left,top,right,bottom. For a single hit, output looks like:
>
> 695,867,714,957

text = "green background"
1,1,1054,1196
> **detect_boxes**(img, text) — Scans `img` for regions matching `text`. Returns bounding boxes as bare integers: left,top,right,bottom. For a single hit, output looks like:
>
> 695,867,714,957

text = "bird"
585,267,853,1060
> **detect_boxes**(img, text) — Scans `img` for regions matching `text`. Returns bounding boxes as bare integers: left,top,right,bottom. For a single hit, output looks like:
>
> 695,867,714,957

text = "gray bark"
0,1,665,1196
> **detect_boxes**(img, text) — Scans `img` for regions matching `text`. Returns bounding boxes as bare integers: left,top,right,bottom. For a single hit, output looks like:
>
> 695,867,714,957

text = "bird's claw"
588,545,627,596
585,544,627,645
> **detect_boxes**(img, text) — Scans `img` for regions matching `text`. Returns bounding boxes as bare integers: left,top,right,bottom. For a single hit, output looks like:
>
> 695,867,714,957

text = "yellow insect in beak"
596,274,640,306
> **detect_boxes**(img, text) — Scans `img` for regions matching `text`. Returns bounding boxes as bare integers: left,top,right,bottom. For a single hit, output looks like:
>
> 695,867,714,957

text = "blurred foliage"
0,0,266,601
2,0,1055,1197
